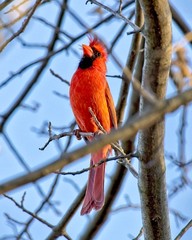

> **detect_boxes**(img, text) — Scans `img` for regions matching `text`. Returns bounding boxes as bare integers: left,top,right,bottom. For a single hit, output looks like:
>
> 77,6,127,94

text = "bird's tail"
80,146,110,215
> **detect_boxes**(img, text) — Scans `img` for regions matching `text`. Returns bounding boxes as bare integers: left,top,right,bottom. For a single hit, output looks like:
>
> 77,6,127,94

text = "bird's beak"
82,44,93,57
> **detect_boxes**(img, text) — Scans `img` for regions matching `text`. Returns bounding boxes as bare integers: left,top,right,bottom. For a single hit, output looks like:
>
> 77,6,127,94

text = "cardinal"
69,36,117,215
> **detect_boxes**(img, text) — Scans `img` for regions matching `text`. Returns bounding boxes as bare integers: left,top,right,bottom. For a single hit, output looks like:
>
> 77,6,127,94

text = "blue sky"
0,0,192,239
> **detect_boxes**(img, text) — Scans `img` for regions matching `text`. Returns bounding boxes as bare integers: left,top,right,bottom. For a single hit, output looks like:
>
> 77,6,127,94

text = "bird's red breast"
70,37,117,134
69,37,117,214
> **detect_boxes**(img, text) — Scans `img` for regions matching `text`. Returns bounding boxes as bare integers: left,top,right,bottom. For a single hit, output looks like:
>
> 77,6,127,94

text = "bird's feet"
73,129,82,140
93,130,104,139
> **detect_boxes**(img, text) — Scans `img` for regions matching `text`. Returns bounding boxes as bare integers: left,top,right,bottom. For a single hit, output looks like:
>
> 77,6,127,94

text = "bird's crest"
88,36,107,61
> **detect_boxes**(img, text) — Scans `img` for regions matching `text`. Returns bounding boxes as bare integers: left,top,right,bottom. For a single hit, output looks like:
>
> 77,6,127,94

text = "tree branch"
174,219,192,240
0,0,42,52
56,152,137,176
0,88,191,195
0,0,68,132
46,186,86,239
4,194,72,240
116,0,144,124
86,0,142,33
138,0,172,239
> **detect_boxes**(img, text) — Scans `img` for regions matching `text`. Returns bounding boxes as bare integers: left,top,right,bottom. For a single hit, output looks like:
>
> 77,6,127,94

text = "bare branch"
0,0,42,52
1,0,192,239
0,1,133,90
170,208,188,227
56,152,137,176
174,219,192,240
106,74,123,79
46,186,86,239
2,132,59,212
50,69,70,86
4,194,72,240
131,227,144,240
116,2,144,124
0,0,15,11
0,0,69,132
4,193,54,229
0,88,192,195
17,174,62,238
39,121,94,151
86,0,142,33
118,0,123,13
89,107,138,177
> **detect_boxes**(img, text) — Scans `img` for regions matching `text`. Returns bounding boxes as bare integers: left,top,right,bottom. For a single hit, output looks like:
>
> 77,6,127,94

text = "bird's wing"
105,82,117,129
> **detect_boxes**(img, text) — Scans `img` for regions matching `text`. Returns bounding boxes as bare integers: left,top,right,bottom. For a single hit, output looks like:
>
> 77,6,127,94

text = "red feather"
69,37,117,215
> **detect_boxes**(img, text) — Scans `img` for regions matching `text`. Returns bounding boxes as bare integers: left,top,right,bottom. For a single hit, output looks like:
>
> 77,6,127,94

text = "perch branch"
0,88,192,194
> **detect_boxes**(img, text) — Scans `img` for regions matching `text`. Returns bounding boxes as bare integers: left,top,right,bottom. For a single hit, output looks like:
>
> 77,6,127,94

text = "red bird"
69,37,117,215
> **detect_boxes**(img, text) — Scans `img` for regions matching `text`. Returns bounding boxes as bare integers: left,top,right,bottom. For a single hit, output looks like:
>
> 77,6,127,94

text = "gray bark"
138,0,172,239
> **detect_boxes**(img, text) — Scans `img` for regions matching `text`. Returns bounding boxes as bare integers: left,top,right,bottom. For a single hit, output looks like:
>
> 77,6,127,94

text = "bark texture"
138,0,172,239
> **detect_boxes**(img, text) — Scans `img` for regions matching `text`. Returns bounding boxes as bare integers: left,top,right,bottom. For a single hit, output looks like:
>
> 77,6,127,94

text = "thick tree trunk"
138,0,172,239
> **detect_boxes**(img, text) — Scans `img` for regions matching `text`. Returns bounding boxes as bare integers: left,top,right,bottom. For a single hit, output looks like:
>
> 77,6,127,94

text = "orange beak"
82,44,93,57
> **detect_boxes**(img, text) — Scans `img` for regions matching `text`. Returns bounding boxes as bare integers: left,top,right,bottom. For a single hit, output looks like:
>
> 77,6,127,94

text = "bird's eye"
92,47,101,58
95,51,101,57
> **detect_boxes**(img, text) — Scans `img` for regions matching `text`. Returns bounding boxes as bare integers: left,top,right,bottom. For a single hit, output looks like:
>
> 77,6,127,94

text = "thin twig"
0,0,42,52
112,195,140,214
0,0,69,135
4,0,29,14
17,174,61,238
170,208,188,227
4,193,72,240
0,0,18,10
0,1,133,89
174,219,192,240
3,132,59,212
0,7,32,29
132,227,144,240
89,107,139,177
106,74,123,79
46,186,86,240
0,88,192,195
56,153,137,176
32,15,73,39
4,213,24,226
39,122,94,150
123,65,158,104
4,194,54,229
50,69,70,86
86,0,141,33
118,0,123,13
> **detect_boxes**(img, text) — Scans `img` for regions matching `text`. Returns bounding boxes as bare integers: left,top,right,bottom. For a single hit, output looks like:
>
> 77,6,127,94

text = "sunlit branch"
0,88,192,195
0,1,133,89
56,152,137,176
0,0,68,133
0,0,42,52
88,107,138,177
116,1,144,125
86,0,142,33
